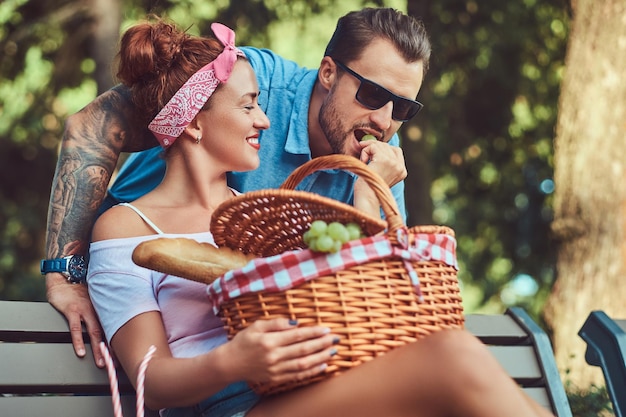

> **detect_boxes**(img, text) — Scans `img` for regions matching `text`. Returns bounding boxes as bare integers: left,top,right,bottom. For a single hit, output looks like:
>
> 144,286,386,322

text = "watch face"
68,255,88,281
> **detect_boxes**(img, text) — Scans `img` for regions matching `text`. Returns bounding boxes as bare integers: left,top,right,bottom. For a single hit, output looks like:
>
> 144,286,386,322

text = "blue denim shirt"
103,47,406,221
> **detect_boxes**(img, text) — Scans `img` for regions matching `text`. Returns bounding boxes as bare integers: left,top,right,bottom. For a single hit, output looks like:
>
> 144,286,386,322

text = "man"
42,7,431,367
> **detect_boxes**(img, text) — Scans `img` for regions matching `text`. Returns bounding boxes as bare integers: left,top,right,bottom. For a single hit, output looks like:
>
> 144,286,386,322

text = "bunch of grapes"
303,220,364,253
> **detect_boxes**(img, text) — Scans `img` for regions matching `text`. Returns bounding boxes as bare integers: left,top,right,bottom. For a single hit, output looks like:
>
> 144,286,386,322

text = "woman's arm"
91,208,339,411
111,314,338,410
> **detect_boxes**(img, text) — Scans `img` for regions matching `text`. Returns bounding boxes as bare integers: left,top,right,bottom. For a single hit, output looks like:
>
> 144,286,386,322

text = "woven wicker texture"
210,155,464,395
210,192,387,258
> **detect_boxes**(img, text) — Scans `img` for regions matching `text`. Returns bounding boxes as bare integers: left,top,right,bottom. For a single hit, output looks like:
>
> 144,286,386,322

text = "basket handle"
279,155,405,234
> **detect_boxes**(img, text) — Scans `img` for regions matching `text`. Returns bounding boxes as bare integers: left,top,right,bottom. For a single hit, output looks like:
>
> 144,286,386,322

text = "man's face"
319,38,424,157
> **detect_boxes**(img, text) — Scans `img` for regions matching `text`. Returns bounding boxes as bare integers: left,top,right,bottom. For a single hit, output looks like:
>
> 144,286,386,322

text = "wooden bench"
466,306,572,417
0,301,571,417
0,300,158,417
579,310,626,417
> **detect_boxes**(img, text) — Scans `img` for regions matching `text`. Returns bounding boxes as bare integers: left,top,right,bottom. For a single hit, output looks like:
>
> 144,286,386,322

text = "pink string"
100,341,123,417
100,341,157,417
136,345,157,417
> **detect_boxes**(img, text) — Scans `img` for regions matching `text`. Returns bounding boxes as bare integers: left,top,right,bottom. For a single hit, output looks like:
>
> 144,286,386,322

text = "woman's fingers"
259,342,338,385
271,340,338,373
250,318,332,348
275,332,338,363
237,318,340,384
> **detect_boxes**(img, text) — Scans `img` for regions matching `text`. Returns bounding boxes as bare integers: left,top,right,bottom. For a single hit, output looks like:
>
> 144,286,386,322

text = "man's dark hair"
324,8,431,75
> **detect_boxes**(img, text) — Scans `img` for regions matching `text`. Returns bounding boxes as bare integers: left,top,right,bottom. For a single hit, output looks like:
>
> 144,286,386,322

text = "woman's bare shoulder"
92,204,155,242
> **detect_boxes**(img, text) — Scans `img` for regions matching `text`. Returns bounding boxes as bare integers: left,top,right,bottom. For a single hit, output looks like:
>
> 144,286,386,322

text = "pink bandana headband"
148,23,245,148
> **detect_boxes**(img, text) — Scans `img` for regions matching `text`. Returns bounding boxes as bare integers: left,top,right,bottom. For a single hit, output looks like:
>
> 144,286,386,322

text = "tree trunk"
403,0,434,227
545,0,626,389
89,0,121,93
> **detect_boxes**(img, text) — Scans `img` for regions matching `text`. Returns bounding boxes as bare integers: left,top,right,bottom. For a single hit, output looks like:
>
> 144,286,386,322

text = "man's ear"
317,56,338,91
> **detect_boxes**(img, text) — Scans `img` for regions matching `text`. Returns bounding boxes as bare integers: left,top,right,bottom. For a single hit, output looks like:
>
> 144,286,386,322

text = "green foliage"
0,0,93,300
411,0,569,315
566,383,614,417
0,0,399,301
0,0,570,314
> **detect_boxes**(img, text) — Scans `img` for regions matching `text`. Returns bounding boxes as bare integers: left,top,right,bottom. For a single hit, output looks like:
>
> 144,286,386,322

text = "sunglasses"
333,59,423,122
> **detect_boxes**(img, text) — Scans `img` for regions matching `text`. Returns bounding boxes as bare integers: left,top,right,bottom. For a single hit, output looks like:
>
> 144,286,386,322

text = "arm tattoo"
45,86,157,258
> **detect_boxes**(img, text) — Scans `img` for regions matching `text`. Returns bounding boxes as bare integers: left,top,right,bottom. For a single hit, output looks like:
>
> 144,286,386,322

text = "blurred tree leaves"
406,0,569,316
0,0,569,320
0,0,396,299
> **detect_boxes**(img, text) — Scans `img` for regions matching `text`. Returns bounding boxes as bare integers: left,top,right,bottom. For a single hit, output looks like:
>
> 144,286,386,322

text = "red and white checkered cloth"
207,230,458,313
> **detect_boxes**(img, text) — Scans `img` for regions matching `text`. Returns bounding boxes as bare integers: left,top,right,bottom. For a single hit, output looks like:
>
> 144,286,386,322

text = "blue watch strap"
40,258,68,275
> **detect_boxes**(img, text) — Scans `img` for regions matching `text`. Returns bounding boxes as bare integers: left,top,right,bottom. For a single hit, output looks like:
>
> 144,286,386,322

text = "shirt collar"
284,70,318,155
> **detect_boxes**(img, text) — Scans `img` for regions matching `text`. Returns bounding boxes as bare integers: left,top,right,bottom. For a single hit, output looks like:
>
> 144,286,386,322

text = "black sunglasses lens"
356,80,391,109
393,99,423,121
356,79,422,121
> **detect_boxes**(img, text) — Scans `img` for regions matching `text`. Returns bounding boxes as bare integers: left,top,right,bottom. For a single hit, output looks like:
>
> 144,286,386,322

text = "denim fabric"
101,47,407,221
162,381,260,417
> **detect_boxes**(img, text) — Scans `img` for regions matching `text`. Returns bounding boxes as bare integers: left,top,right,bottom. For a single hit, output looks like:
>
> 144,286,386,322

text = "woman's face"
197,59,270,173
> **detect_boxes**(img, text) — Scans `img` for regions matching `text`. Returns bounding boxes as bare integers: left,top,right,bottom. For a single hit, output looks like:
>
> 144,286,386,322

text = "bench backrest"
0,300,144,417
579,310,626,417
468,307,572,417
0,301,570,417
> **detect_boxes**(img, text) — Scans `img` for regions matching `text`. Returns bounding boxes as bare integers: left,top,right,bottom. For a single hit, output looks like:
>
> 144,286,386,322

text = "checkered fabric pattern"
207,231,458,314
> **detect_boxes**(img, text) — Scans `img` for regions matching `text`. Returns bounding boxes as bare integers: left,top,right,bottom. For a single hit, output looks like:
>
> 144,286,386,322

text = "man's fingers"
67,314,87,358
85,320,105,368
358,141,407,187
46,277,105,367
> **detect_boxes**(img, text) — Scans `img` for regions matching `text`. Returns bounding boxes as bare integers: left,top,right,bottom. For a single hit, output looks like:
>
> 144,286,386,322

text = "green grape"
304,220,365,253
308,220,328,237
303,230,313,245
327,222,350,244
316,235,335,252
346,222,363,240
361,134,377,142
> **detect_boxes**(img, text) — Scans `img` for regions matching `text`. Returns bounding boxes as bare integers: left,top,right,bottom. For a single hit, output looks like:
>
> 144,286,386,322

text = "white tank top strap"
118,202,165,235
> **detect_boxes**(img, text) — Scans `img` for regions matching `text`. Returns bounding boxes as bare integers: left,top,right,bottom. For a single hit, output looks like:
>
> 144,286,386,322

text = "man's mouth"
355,129,379,142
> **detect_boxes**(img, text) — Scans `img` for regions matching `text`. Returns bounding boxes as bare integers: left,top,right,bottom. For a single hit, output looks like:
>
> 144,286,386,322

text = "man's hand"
354,140,408,218
46,273,105,368
358,140,407,188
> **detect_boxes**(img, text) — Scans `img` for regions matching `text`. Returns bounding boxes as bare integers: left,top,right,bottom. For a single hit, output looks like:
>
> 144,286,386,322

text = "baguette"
132,237,255,284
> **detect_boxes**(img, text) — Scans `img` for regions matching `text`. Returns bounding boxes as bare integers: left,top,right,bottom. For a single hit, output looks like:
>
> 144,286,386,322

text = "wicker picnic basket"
209,155,464,395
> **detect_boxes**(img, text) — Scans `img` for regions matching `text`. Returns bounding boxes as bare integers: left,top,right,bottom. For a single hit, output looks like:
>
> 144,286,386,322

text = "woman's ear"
182,119,202,144
317,56,338,91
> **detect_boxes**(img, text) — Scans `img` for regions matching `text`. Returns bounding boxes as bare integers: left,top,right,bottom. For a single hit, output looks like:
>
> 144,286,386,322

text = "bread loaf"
132,238,255,284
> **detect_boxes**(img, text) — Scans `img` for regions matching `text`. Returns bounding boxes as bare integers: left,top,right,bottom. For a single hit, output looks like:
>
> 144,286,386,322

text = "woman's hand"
225,318,338,386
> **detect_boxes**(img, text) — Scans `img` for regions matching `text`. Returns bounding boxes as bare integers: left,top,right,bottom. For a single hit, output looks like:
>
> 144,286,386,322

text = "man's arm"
45,84,154,367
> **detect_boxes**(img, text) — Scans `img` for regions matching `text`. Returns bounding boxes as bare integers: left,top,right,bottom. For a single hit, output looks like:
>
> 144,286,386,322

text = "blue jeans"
162,381,260,417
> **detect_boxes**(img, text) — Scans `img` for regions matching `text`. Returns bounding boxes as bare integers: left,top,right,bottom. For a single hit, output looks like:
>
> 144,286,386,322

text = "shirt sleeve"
87,236,160,344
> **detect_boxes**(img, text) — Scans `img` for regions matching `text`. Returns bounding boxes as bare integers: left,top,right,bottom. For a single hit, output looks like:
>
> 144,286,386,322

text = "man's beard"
318,92,354,157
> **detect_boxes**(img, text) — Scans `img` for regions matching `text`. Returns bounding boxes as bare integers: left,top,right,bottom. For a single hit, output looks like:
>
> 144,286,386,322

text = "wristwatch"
40,255,88,284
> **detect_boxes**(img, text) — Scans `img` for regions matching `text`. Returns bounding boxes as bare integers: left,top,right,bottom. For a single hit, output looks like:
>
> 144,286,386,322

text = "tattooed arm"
45,85,155,367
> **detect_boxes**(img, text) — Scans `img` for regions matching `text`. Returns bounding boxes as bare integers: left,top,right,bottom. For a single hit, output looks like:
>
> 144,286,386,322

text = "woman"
87,17,554,417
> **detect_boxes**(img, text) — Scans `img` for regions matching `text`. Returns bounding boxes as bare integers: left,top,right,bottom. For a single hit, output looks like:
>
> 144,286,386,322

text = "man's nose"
369,101,394,131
